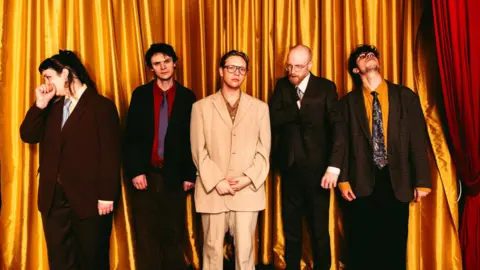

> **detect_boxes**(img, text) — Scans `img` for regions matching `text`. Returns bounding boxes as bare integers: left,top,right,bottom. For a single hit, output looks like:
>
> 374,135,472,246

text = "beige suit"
191,91,271,270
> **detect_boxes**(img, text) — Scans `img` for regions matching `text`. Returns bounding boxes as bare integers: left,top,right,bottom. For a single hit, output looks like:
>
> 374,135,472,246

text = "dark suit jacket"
123,80,197,187
20,88,121,218
339,81,431,202
269,73,345,184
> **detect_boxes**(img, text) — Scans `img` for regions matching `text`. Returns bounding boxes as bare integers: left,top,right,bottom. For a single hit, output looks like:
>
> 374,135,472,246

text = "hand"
216,179,235,195
98,201,114,215
35,84,56,109
183,181,195,192
132,174,148,190
414,189,429,202
341,188,357,202
321,172,339,189
228,176,252,192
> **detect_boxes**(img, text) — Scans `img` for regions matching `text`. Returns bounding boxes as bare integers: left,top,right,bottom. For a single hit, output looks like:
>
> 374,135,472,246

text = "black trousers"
42,183,112,270
131,169,187,270
345,166,409,270
281,165,331,270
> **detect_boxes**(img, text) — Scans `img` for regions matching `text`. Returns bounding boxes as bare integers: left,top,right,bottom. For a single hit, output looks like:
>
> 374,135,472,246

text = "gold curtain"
0,0,461,269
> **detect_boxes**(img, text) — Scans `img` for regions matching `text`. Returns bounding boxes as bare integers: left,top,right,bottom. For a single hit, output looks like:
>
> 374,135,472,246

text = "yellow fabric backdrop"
0,0,461,269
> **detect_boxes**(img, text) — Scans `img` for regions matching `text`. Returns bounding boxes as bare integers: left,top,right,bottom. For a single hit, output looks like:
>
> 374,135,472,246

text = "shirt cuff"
338,182,352,193
326,166,341,175
98,200,114,204
416,187,431,193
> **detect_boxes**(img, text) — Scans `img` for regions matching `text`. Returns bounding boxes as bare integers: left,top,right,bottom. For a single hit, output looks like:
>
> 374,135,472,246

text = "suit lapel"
299,73,316,109
51,99,64,139
352,89,372,146
169,81,183,126
233,93,252,127
61,88,95,136
212,91,233,129
386,81,401,152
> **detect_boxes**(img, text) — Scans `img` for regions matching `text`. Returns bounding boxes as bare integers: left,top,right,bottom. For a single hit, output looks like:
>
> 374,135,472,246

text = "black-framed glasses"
224,65,248,75
357,52,376,61
285,61,310,72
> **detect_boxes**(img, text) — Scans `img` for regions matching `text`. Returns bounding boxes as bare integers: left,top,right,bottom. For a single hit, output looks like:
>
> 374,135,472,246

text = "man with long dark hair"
20,50,121,269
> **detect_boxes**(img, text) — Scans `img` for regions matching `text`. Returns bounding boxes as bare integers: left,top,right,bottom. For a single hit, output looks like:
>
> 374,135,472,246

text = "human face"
286,49,312,86
42,68,68,96
151,53,176,81
219,55,247,90
354,52,380,74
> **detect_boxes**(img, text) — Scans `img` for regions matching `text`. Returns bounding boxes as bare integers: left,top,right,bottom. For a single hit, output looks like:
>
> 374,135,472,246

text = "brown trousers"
42,183,112,270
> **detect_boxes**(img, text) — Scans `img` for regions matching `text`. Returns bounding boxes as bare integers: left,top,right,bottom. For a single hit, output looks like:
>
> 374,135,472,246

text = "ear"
61,68,70,80
353,68,360,74
219,67,224,78
307,61,313,71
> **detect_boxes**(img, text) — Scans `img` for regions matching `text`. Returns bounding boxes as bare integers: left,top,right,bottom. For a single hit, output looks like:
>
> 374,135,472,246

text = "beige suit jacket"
191,91,271,213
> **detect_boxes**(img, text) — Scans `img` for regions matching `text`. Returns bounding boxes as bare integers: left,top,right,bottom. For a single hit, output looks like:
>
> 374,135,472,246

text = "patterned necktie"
371,91,388,168
296,87,304,100
157,91,169,158
61,98,72,129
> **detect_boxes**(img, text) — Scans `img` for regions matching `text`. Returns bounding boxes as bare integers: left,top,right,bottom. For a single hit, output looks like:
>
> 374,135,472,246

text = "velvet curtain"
432,0,480,269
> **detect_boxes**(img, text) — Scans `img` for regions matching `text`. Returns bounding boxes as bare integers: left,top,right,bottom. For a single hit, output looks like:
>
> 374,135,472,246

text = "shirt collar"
296,73,311,93
362,79,387,95
69,84,87,102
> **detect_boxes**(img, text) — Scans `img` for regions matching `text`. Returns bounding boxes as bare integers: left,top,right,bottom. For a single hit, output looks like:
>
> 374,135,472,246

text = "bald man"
269,45,345,270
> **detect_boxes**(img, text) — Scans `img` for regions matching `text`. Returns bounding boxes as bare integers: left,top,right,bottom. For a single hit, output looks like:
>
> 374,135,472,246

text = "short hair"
219,50,250,71
38,50,96,90
145,43,178,68
347,44,380,88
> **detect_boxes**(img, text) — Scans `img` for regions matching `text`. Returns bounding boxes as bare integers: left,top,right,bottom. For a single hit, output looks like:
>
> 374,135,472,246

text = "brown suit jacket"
191,91,271,213
339,81,431,202
20,88,121,218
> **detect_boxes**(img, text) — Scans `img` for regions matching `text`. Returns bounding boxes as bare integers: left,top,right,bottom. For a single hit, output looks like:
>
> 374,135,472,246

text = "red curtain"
432,0,480,269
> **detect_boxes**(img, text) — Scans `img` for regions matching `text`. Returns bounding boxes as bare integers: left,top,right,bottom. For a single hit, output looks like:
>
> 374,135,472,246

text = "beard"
288,73,307,85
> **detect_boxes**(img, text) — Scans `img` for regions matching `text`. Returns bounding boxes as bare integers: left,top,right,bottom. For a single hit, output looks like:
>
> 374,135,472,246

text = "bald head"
288,45,312,63
286,45,312,86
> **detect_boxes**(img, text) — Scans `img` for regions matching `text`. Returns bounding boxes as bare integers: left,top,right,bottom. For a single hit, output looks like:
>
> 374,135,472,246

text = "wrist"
35,100,48,109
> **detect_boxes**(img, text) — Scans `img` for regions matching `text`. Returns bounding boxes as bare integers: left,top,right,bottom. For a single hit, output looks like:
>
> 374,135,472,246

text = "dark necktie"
371,91,388,168
158,91,168,158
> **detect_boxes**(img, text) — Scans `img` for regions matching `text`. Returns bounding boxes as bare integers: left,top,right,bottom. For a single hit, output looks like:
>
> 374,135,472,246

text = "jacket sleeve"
408,91,431,188
20,104,50,144
190,102,225,192
243,104,271,190
97,99,121,201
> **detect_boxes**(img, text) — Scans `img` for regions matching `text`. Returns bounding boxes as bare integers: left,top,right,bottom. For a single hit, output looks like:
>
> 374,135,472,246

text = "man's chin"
288,77,299,85
157,75,173,81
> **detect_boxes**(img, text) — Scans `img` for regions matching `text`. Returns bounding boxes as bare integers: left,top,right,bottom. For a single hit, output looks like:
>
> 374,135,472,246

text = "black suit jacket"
20,88,121,218
339,81,431,202
123,80,196,186
269,73,345,183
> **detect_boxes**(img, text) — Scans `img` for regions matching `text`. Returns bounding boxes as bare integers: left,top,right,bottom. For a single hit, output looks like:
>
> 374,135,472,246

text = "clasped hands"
215,176,252,195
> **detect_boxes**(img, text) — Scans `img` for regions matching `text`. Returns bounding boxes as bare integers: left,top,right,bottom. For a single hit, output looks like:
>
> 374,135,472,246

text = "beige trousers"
201,211,258,270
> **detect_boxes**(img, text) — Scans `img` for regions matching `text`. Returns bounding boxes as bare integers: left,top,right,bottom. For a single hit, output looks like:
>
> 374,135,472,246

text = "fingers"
320,176,328,189
342,190,356,201
133,176,147,190
349,190,357,200
98,204,114,215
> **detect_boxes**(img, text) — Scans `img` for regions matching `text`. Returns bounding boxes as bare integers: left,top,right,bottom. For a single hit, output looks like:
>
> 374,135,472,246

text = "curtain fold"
432,0,480,269
0,0,460,269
